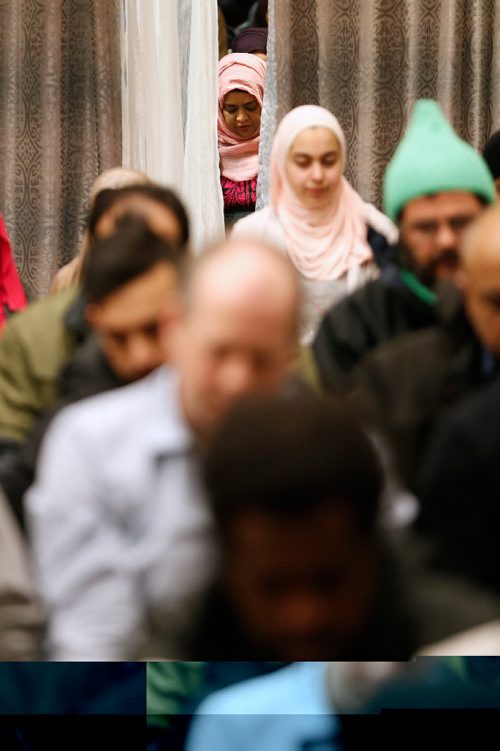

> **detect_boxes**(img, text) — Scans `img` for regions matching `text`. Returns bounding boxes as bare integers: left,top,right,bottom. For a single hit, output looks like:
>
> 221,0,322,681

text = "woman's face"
285,127,343,208
222,90,261,139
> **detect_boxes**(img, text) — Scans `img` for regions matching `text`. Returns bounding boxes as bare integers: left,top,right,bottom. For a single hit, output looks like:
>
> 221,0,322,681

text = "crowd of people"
1,1,500,747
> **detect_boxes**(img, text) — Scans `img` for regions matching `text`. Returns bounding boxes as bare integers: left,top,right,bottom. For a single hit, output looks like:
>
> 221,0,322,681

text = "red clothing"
221,176,257,212
0,214,26,329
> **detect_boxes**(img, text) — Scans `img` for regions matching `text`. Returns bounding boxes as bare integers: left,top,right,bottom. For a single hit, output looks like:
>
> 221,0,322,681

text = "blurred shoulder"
231,207,284,247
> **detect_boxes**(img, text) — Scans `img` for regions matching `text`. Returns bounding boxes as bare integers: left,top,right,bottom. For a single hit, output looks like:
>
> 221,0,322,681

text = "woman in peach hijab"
232,105,397,342
218,53,266,227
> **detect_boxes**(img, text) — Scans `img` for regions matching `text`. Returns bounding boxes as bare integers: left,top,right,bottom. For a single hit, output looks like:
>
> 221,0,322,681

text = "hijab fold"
218,53,266,182
271,105,375,281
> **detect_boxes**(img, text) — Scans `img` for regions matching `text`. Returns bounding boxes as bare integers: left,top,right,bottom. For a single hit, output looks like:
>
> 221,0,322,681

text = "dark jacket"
0,335,124,531
417,378,500,592
360,657,500,712
0,663,145,751
0,287,84,448
354,285,496,490
313,261,439,392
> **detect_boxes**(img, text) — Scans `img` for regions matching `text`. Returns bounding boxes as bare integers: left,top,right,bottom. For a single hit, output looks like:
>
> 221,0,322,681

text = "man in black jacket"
313,100,495,392
354,203,500,493
187,391,500,661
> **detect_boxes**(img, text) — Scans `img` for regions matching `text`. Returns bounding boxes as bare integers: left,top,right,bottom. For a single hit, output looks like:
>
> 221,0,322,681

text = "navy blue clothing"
0,663,146,714
0,663,146,751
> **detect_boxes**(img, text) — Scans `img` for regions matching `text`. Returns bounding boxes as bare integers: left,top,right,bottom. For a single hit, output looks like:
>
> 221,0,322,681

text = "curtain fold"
121,0,224,252
259,0,500,211
0,0,122,299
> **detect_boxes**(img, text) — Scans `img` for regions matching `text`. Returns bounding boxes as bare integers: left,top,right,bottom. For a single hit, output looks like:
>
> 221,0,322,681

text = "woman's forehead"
223,90,259,105
288,127,341,155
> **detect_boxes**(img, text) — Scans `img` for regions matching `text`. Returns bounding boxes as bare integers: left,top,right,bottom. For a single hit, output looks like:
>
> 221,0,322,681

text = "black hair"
204,391,384,535
483,130,500,181
82,217,186,305
87,184,190,247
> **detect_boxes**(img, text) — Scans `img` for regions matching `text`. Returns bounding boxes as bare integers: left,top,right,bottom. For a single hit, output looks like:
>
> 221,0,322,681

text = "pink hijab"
218,53,266,181
271,105,373,280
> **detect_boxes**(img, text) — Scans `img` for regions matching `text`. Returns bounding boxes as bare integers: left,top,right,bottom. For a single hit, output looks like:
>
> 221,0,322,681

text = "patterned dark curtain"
258,0,500,210
0,0,122,299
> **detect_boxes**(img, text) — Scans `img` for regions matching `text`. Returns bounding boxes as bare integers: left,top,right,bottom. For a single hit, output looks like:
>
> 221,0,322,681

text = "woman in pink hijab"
218,53,266,227
232,105,397,342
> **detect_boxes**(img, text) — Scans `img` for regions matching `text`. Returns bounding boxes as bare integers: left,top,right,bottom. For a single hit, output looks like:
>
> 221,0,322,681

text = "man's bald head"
460,204,500,357
170,238,301,440
185,238,301,340
461,203,500,273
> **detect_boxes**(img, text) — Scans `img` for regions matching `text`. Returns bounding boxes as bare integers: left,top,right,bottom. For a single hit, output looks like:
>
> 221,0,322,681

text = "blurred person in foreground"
0,180,188,459
26,238,300,659
185,391,500,661
1,217,187,531
415,214,500,591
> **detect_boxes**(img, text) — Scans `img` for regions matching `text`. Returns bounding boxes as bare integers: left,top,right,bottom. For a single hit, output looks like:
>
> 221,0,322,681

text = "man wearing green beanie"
313,99,494,393
354,200,500,499
383,99,494,227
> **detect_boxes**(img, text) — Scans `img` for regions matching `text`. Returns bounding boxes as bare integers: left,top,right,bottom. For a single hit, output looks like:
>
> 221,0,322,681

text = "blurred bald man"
170,240,299,441
26,238,300,660
458,204,500,360
354,204,500,493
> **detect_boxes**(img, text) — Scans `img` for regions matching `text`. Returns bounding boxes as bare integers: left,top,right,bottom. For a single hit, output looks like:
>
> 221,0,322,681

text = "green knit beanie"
383,99,495,222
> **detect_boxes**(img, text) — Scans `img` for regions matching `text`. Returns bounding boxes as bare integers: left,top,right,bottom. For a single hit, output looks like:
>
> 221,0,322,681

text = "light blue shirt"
26,366,216,660
186,662,340,751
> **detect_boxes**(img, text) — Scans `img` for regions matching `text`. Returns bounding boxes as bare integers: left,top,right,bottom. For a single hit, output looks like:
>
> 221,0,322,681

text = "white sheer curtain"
121,0,224,251
258,0,500,211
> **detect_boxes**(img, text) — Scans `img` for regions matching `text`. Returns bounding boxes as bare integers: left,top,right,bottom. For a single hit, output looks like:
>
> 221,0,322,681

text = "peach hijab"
271,105,373,280
218,53,266,181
